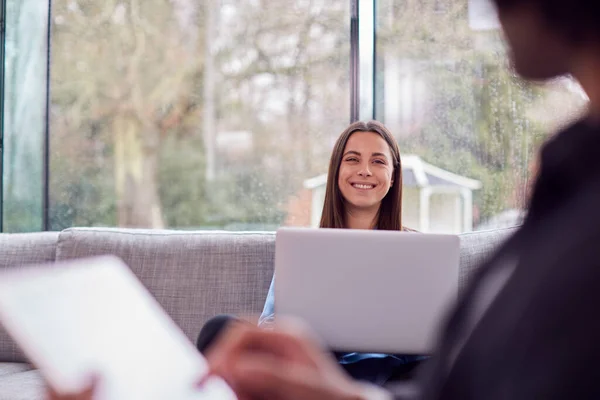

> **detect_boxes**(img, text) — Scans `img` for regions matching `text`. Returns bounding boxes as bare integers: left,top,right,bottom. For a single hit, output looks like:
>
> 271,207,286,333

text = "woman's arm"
258,275,275,328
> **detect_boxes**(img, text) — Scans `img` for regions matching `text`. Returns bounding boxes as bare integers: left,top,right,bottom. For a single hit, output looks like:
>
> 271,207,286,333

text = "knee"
196,314,238,354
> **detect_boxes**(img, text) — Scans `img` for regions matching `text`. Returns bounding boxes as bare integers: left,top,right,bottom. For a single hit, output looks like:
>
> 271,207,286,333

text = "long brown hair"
319,120,405,231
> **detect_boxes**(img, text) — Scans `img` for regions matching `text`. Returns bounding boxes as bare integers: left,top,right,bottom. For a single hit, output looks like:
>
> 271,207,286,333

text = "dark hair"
493,0,600,43
319,120,405,231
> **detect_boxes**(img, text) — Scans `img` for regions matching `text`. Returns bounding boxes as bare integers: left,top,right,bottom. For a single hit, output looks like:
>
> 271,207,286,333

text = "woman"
197,121,422,385
197,121,423,385
256,120,423,384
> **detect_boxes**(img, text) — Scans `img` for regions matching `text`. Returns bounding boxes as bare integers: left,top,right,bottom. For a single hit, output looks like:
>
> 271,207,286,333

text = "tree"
51,0,207,228
50,0,350,229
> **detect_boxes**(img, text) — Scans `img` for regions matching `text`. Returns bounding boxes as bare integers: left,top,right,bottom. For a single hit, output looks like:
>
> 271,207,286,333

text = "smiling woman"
260,121,423,384
321,120,405,231
195,120,423,387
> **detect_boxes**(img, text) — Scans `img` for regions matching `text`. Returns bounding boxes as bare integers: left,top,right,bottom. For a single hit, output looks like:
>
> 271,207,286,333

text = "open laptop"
274,227,460,355
0,256,235,400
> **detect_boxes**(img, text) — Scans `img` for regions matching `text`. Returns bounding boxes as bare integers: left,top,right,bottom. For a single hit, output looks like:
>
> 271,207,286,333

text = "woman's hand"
205,320,368,400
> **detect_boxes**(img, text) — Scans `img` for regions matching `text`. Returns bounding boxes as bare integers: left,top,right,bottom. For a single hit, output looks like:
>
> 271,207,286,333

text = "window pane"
50,1,350,230
375,0,587,233
2,0,48,232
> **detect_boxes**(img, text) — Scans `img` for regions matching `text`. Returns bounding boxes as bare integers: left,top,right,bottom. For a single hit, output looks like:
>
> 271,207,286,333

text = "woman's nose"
358,166,372,177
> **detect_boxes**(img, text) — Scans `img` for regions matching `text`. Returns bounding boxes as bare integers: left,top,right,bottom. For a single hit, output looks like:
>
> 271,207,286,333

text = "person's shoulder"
541,118,600,160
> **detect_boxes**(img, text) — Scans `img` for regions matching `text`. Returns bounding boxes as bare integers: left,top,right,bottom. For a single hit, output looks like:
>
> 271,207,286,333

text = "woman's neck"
345,207,379,230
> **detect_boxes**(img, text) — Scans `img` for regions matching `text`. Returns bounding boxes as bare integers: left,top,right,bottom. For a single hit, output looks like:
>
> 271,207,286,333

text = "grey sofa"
0,226,516,399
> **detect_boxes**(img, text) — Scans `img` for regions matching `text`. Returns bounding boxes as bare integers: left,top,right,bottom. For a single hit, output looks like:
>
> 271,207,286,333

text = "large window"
374,0,587,232
48,0,350,230
1,0,589,233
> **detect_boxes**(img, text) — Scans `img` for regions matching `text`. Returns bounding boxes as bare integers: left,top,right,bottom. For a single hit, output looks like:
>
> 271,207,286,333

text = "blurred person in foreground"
47,0,600,398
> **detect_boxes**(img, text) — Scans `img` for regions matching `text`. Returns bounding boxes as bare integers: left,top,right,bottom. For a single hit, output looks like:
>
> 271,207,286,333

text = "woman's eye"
373,159,385,165
346,157,358,162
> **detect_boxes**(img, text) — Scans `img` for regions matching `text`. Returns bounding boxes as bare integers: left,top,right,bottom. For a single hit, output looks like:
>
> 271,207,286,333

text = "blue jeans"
335,352,425,385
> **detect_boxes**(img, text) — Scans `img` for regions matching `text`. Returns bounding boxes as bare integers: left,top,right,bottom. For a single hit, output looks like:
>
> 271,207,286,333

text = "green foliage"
158,136,207,228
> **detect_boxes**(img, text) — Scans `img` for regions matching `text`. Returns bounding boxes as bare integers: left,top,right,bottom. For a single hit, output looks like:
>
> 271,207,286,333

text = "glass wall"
2,0,48,232
49,0,350,230
374,0,587,232
1,0,590,233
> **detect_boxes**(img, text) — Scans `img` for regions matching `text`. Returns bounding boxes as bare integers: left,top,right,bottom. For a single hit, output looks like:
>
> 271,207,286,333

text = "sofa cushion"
458,226,519,292
0,362,33,377
0,232,59,363
56,228,275,345
0,369,45,399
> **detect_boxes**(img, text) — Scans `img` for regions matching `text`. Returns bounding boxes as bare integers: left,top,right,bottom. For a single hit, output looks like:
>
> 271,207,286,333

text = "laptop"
274,227,460,354
0,256,236,400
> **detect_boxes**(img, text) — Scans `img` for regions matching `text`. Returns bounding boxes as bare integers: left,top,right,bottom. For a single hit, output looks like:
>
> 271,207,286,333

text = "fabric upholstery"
0,363,33,377
0,370,45,400
458,226,518,293
55,228,275,344
0,232,59,363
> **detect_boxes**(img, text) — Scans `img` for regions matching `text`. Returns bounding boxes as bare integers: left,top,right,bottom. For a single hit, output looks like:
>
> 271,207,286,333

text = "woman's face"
337,131,395,213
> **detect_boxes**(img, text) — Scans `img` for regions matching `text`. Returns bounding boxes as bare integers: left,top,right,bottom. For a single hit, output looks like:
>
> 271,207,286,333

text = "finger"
206,325,320,376
229,354,343,400
272,317,322,342
204,322,254,379
47,376,99,400
273,318,333,360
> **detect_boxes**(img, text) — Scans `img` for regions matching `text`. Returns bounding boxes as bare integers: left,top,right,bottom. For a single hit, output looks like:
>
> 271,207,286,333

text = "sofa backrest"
55,228,275,348
0,232,60,363
0,226,518,363
458,226,518,292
